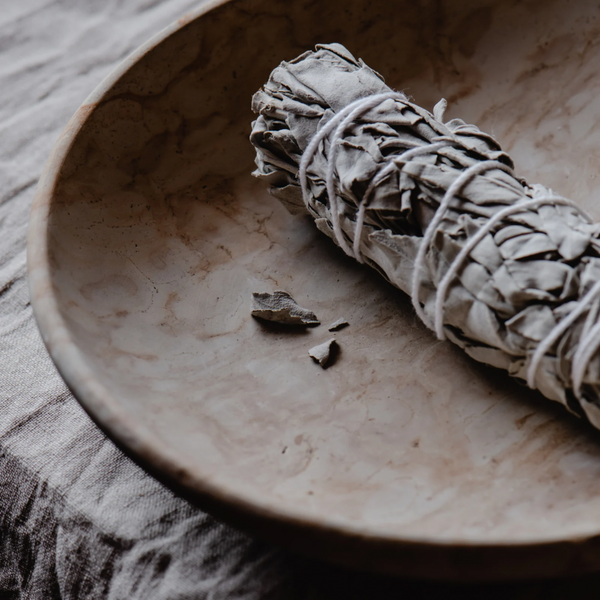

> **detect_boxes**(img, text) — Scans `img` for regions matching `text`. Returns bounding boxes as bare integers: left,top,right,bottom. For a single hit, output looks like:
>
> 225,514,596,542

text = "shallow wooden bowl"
28,0,600,580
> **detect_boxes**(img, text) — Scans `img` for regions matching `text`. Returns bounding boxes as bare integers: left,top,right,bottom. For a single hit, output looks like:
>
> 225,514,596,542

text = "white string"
353,141,450,262
573,321,600,397
575,294,600,391
326,93,406,258
435,195,583,341
410,159,514,329
298,92,600,399
299,97,391,212
298,91,405,258
570,298,600,398
571,288,600,397
299,103,365,206
526,278,600,390
579,293,600,344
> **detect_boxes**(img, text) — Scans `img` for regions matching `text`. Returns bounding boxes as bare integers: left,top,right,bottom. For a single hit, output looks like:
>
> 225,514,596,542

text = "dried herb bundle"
250,43,600,429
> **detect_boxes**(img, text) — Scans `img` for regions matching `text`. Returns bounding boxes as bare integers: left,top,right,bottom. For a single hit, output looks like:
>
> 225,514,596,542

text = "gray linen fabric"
4,1,600,598
0,1,300,598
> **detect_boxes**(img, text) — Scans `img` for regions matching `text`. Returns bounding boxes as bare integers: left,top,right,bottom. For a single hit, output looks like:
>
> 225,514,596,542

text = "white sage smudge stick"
250,43,600,429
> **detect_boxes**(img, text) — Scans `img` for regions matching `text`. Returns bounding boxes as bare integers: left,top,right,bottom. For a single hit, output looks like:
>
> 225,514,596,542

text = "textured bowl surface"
28,0,600,580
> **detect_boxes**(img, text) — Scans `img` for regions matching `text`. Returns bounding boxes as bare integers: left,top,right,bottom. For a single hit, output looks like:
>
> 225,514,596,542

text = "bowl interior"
37,0,600,573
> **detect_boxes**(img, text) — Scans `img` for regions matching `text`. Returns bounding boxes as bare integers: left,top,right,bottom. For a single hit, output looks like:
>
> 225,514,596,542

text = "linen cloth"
2,1,600,598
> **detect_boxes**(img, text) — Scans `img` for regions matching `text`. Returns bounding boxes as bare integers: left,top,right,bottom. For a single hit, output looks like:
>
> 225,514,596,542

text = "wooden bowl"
28,0,600,580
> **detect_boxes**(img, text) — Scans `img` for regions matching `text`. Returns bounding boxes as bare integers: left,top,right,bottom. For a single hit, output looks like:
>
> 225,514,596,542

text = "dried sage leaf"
309,338,337,367
328,318,349,331
251,291,320,325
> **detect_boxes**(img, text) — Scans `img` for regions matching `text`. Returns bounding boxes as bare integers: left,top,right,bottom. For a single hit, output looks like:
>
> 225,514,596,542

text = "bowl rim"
25,0,600,579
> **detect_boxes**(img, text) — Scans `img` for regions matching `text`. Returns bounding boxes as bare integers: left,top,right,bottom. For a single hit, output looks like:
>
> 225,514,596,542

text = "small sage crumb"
309,338,336,367
328,318,349,331
251,291,320,325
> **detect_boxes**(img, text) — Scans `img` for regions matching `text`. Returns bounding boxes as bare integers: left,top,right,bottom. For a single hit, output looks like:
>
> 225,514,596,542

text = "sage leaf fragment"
309,338,337,367
328,318,349,331
251,291,320,325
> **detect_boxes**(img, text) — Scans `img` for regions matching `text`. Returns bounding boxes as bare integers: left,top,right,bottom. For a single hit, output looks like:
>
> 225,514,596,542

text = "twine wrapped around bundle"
249,43,600,429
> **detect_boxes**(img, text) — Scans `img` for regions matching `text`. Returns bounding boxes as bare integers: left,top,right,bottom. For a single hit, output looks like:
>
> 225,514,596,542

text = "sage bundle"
249,43,600,429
